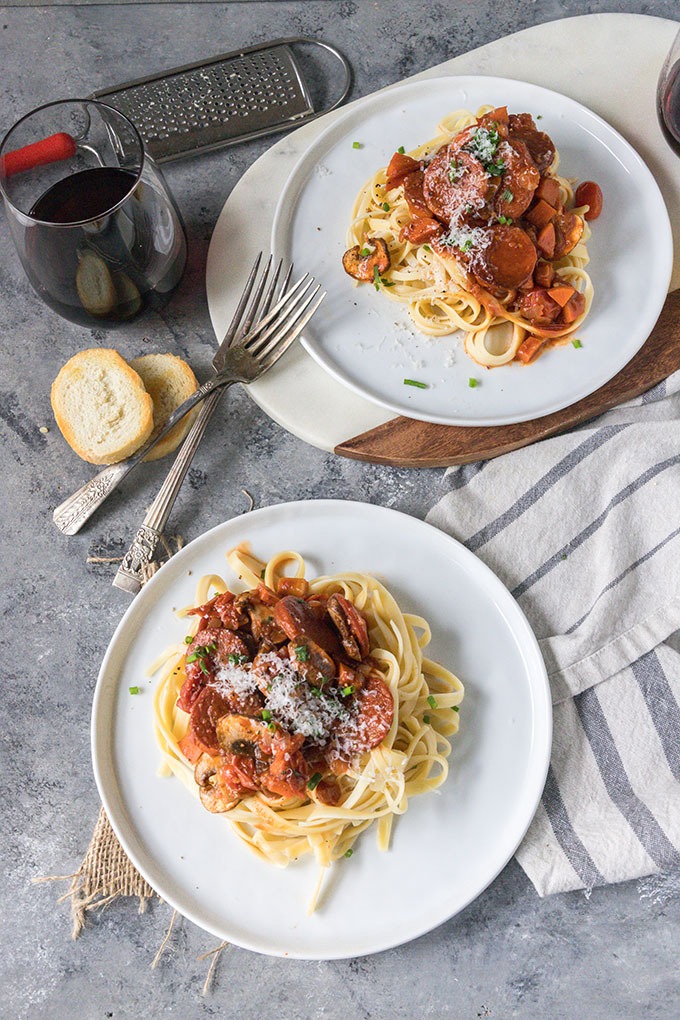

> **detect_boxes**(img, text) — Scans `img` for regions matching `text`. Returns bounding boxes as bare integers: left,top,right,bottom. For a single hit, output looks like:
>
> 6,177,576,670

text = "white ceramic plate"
271,76,673,426
92,500,551,959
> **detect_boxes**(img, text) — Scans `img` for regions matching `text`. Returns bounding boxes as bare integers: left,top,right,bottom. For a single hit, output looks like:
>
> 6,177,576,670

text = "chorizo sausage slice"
179,686,233,763
494,139,540,219
508,113,556,172
177,626,221,712
274,596,343,659
423,146,491,223
469,224,537,290
333,675,394,759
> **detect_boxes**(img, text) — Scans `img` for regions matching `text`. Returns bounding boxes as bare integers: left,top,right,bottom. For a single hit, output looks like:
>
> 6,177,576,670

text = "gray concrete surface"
1,2,679,1018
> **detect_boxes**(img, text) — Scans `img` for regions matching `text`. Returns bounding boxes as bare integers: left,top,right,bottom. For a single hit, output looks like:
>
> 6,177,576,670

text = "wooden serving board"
335,289,680,467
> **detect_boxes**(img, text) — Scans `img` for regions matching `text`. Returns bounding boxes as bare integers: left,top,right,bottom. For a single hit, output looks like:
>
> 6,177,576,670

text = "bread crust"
50,348,154,465
128,353,199,461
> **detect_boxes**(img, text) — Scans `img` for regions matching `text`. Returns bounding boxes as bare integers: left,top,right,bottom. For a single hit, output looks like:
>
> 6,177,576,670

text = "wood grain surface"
335,289,680,468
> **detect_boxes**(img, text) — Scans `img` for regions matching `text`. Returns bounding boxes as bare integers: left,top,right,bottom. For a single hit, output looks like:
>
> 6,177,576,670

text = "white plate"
92,500,551,959
271,76,673,426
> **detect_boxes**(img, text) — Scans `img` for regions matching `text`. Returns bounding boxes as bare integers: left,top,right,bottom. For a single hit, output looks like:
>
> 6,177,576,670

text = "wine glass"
657,27,680,155
0,99,187,327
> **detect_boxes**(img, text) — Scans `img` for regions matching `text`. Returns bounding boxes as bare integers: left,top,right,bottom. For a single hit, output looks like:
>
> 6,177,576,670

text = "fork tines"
241,273,324,369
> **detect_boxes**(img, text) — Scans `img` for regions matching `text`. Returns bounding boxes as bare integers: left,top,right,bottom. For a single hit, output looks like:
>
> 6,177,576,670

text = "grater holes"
99,44,314,156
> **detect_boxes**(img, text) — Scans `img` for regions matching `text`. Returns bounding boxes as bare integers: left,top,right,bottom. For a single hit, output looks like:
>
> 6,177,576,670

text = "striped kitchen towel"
426,372,680,896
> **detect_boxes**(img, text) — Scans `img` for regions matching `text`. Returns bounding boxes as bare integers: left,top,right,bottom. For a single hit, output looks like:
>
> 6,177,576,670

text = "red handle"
1,132,76,177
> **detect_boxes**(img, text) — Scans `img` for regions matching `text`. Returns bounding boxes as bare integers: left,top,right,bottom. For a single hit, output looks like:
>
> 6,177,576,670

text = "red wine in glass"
657,59,680,155
0,100,187,327
27,165,187,325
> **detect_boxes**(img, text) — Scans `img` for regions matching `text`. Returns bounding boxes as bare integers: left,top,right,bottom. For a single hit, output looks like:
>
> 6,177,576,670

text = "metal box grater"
92,38,351,163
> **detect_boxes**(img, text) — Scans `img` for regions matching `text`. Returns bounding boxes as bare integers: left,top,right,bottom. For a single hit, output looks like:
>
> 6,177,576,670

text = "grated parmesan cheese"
440,223,490,253
263,654,350,743
211,661,259,700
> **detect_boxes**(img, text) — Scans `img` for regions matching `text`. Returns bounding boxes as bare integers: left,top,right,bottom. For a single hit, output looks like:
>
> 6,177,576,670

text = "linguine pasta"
150,547,463,907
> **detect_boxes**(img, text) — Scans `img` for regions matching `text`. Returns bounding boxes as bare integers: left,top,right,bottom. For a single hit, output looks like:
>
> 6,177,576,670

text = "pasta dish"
343,105,603,367
151,546,463,906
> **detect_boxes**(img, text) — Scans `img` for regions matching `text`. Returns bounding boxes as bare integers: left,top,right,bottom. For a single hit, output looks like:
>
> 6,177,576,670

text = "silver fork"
111,254,290,594
53,257,324,537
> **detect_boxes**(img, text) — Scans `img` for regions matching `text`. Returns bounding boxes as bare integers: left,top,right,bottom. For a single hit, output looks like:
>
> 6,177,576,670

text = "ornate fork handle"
112,390,223,594
52,375,241,536
52,461,131,536
114,522,164,593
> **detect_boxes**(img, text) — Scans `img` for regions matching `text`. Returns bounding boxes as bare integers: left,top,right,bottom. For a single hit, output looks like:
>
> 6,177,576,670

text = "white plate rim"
92,499,552,959
271,74,673,427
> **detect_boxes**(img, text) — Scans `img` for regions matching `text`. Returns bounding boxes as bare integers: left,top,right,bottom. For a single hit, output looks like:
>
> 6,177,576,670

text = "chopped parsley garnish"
259,568,266,579
397,145,405,154
372,265,393,290
352,141,361,149
427,694,438,709
422,244,432,252
341,684,355,697
261,709,272,721
227,652,249,665
310,687,322,698
572,338,583,348
502,188,514,202
468,377,479,388
186,643,216,664
423,714,431,724
360,247,373,257
497,214,513,225
452,705,460,712
128,686,140,695
344,849,353,858
464,125,506,177
403,378,428,389
459,238,473,253
295,644,309,662
448,159,465,183
308,772,323,790
184,635,193,645
382,202,390,212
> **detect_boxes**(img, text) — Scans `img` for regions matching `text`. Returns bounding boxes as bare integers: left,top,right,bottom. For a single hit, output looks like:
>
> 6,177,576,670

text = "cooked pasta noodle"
150,547,463,905
345,106,595,366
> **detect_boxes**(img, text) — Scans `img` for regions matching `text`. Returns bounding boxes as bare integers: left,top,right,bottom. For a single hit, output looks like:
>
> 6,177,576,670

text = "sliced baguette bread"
50,348,154,465
128,353,199,461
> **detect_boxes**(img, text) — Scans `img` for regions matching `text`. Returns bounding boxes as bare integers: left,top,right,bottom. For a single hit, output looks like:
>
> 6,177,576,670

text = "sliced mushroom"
326,594,370,661
216,714,272,758
552,212,584,258
194,753,240,813
287,638,337,684
342,237,390,282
